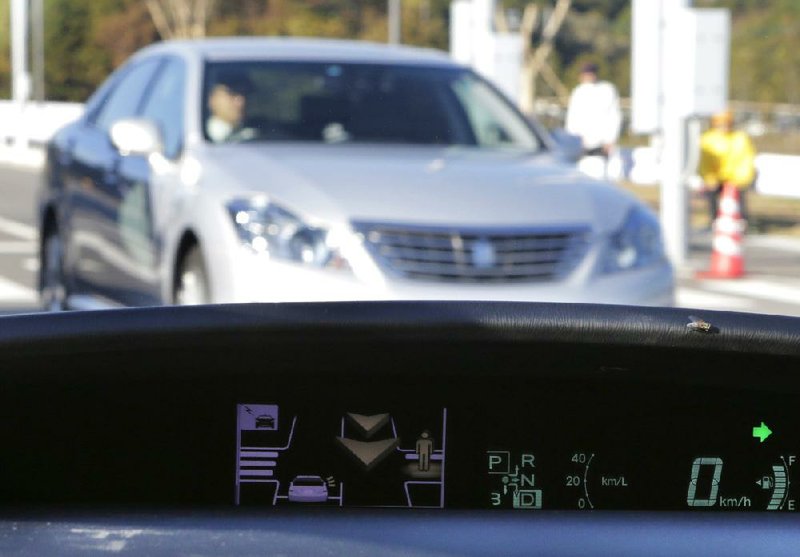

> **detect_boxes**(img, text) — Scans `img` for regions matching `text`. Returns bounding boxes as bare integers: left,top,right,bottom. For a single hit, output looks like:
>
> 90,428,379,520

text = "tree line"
0,0,793,104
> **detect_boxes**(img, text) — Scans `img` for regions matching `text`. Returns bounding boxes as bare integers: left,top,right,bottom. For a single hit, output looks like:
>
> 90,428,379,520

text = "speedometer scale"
471,380,800,512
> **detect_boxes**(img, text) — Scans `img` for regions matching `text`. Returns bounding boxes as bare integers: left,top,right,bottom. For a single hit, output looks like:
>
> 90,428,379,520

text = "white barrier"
578,147,657,184
0,100,84,147
753,154,800,199
601,147,800,200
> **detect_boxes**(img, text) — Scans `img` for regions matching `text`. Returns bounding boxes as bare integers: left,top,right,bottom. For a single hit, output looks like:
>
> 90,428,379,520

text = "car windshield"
292,477,324,486
202,61,541,151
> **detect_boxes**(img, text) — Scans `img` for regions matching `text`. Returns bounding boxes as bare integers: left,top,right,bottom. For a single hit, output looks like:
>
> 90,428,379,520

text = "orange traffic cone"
696,183,745,279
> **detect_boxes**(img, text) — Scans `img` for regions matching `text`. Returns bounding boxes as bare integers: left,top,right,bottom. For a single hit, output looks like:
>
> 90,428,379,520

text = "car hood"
197,144,638,233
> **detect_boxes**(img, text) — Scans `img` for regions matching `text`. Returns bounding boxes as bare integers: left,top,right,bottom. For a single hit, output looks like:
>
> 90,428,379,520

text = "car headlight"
226,198,348,269
601,206,665,273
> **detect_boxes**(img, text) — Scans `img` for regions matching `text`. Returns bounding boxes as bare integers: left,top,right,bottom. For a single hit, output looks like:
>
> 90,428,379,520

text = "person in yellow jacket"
699,110,757,224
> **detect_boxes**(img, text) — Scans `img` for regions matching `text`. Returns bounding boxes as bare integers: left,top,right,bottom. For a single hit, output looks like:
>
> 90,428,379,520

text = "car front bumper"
288,491,329,503
213,246,675,308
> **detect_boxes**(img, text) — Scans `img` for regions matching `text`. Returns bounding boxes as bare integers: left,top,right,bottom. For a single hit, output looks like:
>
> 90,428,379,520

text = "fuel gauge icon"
759,458,791,511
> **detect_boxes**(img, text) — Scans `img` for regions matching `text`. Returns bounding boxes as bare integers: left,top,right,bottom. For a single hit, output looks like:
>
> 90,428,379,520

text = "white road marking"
0,215,36,241
69,527,145,553
696,278,800,306
0,276,36,303
676,287,756,311
22,257,39,272
745,235,800,255
0,240,36,254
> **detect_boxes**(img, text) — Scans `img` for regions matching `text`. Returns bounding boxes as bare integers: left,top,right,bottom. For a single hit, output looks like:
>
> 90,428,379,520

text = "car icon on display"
288,475,329,503
255,414,275,429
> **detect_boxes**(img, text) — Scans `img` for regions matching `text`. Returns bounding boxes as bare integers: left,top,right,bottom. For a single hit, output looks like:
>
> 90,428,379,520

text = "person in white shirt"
206,73,257,143
565,63,621,158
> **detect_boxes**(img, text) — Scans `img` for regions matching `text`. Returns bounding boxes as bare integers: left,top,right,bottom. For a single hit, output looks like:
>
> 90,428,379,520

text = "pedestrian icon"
416,430,434,472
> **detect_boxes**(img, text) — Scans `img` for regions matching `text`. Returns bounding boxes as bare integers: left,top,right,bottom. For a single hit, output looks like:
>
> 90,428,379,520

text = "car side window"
450,74,538,150
93,59,162,133
140,58,186,160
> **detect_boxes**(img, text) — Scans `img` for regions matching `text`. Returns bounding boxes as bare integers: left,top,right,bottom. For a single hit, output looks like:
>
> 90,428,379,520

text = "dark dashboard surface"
3,511,800,556
1,302,800,554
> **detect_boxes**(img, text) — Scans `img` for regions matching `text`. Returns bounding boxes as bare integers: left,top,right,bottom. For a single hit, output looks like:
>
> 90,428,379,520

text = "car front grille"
353,223,591,283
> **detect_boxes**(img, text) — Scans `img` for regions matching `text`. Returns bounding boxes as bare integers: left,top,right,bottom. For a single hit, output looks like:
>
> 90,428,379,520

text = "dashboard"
1,302,800,555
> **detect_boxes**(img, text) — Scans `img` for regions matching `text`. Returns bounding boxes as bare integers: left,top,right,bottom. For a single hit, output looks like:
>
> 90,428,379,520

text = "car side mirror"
110,118,163,157
550,128,584,163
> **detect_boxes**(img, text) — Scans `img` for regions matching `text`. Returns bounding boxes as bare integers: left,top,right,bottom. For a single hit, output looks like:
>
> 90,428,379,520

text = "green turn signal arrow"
753,422,773,443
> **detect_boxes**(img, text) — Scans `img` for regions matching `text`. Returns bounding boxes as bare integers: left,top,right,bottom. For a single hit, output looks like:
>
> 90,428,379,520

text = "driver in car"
206,71,257,143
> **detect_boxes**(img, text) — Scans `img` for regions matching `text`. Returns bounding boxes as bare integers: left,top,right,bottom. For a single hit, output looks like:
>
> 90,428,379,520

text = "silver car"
38,38,673,309
287,475,329,504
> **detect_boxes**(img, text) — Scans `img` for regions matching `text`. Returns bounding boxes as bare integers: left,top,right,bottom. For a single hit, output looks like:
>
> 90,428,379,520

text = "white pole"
388,0,401,44
11,0,30,105
32,0,44,102
11,0,30,151
660,0,691,267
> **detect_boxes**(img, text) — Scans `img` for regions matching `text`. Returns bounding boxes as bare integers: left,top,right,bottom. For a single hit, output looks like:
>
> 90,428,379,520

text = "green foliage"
679,0,800,103
723,1,800,103
44,0,157,101
506,0,800,103
0,2,10,98
555,2,632,94
45,0,100,101
3,1,799,104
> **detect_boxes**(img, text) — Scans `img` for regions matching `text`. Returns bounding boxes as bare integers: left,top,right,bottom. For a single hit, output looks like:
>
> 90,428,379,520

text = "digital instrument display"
234,381,799,512
0,338,797,512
